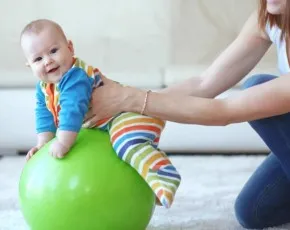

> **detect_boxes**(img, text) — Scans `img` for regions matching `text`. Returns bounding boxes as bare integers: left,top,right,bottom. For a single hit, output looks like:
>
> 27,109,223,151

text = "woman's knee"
242,74,277,90
234,193,261,229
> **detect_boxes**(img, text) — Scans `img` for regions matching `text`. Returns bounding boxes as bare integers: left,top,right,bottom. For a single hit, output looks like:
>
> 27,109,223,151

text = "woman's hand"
83,76,142,128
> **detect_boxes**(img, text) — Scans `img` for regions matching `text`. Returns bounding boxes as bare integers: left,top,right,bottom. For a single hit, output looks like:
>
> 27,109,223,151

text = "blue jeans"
234,74,290,229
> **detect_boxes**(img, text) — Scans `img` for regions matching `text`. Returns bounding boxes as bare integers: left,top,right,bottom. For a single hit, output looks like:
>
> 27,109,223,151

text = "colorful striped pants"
93,112,181,208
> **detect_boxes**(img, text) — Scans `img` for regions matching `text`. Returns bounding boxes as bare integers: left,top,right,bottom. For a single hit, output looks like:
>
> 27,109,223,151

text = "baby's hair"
20,19,67,41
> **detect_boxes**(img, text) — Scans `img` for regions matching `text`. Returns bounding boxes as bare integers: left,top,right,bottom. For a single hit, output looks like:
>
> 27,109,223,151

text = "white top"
265,23,290,74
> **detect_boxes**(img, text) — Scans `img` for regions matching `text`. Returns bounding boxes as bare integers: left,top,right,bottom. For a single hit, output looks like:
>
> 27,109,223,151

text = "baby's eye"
34,57,42,62
51,48,58,54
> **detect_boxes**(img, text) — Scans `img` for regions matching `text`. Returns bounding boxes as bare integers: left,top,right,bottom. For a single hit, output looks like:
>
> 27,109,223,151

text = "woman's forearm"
125,87,229,126
146,93,228,125
125,75,290,126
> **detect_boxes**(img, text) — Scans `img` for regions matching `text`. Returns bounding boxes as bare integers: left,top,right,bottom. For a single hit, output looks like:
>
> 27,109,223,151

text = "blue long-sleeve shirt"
35,58,101,133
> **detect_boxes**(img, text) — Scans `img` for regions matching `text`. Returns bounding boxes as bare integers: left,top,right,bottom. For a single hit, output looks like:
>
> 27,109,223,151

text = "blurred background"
0,0,277,155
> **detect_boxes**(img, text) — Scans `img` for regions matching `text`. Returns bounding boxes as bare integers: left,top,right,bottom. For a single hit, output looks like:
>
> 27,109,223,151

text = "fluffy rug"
1,155,289,230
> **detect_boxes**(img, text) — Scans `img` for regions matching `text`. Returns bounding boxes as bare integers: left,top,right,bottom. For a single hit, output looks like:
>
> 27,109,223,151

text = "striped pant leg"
109,112,181,208
91,117,114,130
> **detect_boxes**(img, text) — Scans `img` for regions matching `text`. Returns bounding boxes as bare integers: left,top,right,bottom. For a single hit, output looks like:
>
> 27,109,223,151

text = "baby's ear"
67,40,74,55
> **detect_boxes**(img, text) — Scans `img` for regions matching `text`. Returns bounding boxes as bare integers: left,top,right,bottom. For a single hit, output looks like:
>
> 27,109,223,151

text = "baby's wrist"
56,131,77,148
55,138,67,146
55,138,72,151
36,143,44,149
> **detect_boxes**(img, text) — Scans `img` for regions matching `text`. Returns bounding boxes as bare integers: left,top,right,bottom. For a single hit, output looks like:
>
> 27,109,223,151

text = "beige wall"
0,0,174,72
171,0,256,65
0,0,276,87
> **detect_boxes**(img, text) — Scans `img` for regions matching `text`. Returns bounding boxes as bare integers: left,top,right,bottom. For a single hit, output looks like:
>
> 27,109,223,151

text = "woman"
85,0,290,228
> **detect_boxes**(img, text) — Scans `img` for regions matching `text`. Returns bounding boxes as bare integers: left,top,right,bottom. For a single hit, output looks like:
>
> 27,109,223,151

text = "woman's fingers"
83,76,134,127
83,109,94,123
90,79,124,116
82,114,99,128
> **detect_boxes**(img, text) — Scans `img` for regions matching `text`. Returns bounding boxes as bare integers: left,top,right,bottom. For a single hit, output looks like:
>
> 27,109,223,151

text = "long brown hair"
258,0,290,40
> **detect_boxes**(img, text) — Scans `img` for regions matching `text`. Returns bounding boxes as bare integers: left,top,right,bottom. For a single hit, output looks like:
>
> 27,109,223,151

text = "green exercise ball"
19,129,155,230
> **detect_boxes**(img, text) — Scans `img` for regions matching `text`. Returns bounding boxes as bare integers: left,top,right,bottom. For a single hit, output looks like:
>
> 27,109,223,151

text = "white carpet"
1,155,290,230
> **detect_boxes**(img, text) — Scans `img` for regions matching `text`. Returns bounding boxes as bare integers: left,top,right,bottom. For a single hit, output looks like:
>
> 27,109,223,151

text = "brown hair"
20,19,67,41
258,0,290,41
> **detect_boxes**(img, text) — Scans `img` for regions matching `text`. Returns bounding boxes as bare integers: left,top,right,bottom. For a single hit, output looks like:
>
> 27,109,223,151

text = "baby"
20,19,181,208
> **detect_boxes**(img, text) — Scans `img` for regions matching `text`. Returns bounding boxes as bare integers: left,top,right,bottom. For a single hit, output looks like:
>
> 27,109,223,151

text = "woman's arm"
160,11,271,98
123,74,290,126
84,11,274,127
86,73,290,126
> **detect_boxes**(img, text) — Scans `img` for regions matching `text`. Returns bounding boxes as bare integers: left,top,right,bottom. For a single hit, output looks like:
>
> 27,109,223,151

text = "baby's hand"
26,146,39,161
49,139,70,158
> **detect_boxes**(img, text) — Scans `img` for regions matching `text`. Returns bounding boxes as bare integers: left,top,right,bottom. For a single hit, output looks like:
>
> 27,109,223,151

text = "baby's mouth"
47,67,59,74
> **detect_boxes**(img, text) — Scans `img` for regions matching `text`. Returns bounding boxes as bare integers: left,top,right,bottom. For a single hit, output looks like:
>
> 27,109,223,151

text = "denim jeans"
234,74,290,229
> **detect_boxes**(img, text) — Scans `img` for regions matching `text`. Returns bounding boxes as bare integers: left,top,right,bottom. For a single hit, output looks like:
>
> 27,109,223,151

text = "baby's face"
21,26,74,83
